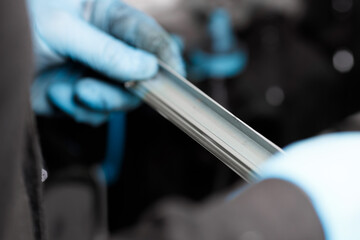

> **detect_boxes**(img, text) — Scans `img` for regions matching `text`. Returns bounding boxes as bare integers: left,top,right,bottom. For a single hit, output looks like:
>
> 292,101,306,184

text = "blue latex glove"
260,132,360,240
28,0,185,125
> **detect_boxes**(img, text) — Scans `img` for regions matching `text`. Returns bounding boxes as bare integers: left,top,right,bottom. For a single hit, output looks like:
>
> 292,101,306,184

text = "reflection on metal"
126,62,284,182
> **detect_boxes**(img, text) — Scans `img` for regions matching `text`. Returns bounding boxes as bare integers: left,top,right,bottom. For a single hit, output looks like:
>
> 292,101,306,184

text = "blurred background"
36,0,360,239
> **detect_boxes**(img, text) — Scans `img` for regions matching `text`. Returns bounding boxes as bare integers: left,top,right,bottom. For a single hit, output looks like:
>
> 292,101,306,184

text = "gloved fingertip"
98,41,158,82
156,43,186,77
48,81,108,125
75,79,111,111
162,58,187,77
75,78,142,111
123,51,159,81
47,81,74,114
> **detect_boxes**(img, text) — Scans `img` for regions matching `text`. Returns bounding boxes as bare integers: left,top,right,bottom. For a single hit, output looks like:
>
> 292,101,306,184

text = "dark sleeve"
113,179,325,240
0,0,44,239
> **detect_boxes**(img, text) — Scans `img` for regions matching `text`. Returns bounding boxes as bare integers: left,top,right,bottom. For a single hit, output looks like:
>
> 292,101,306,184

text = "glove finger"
40,14,158,81
47,76,109,126
91,0,186,76
31,70,57,116
75,78,141,112
31,64,85,115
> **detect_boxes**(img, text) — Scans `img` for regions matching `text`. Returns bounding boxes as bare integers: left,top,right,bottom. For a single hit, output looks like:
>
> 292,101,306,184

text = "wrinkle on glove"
90,0,186,76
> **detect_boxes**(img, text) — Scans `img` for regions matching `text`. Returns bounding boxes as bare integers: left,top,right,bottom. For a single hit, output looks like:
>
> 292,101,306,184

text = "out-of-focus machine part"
188,9,247,82
124,0,305,48
101,112,127,185
126,63,283,182
186,0,306,28
44,167,108,240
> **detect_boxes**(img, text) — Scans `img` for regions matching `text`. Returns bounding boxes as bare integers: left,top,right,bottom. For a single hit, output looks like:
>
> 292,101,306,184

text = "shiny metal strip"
126,62,284,182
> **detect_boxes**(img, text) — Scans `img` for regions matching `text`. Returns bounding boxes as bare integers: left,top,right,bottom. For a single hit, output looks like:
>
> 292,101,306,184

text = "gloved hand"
28,0,185,125
259,132,360,240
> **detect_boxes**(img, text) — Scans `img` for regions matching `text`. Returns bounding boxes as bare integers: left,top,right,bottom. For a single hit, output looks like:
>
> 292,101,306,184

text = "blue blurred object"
101,112,127,184
188,8,247,81
189,50,247,80
208,8,236,53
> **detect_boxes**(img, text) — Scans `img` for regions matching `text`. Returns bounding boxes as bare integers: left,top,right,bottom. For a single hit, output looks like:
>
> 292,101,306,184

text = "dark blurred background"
36,0,360,238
